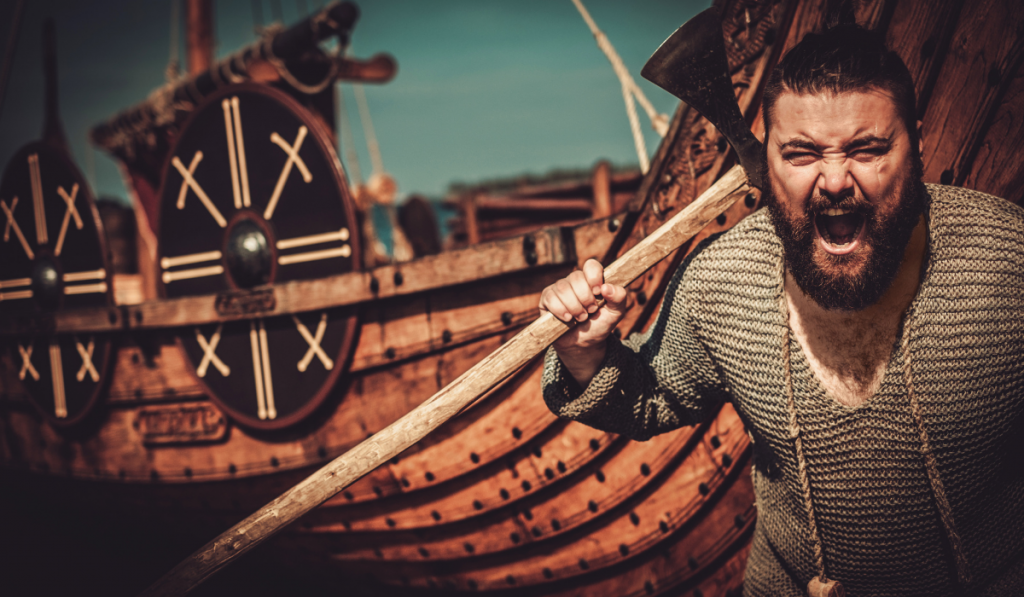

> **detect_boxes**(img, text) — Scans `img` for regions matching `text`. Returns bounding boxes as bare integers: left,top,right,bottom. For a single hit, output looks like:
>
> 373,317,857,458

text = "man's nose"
817,159,854,198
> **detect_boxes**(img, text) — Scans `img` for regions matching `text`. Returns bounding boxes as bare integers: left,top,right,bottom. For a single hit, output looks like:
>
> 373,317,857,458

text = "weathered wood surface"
0,226,574,336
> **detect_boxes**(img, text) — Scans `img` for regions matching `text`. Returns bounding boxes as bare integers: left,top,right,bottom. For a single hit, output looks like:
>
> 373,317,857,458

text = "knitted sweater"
542,184,1024,596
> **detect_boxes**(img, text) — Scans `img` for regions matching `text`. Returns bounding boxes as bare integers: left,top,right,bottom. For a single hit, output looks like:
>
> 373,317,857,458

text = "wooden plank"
0,226,576,335
474,197,595,213
919,0,1024,186
961,62,1024,204
884,0,965,117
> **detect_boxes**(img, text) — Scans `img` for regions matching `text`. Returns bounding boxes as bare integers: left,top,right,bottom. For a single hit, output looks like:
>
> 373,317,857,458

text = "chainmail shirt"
542,184,1024,596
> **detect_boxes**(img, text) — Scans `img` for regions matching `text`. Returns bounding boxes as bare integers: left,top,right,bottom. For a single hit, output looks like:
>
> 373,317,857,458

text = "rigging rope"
335,83,363,187
571,0,669,173
353,82,385,177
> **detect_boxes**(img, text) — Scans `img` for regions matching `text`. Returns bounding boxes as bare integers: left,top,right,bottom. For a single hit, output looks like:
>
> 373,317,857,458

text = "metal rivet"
588,500,598,513
716,213,727,226
418,546,429,557
589,438,600,450
425,471,435,482
270,457,279,467
499,488,510,500
510,532,520,543
531,526,542,537
543,568,554,579
710,435,721,449
596,470,606,483
385,517,396,528
578,558,589,570
735,514,745,528
400,478,410,488
521,480,532,492
134,311,142,324
184,468,192,478
640,463,650,476
608,218,620,232
431,510,442,521
343,491,354,500
522,236,538,265
369,277,379,293
228,464,237,474
373,486,383,497
551,519,561,531
557,461,566,473
512,427,522,439
108,310,117,324
722,454,733,467
317,446,327,458
689,556,699,570
501,311,513,326
544,468,555,480
464,542,475,554
470,452,480,464
393,271,403,286
373,548,383,558
744,192,757,208
660,520,670,533
506,575,516,586
636,291,647,305
442,330,452,343
150,470,159,482
473,500,483,510
522,509,533,521
644,580,655,594
467,579,478,590
384,347,396,359
941,168,954,185
619,544,629,556
699,482,709,496
629,512,640,526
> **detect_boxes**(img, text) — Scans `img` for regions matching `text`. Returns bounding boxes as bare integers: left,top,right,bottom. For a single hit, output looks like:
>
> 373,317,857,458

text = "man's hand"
539,259,629,386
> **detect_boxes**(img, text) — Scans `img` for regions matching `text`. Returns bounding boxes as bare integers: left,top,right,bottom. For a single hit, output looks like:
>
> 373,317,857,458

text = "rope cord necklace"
778,265,971,597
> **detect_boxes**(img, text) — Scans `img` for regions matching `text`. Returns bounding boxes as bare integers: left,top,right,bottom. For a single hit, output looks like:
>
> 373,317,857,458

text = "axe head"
641,7,765,190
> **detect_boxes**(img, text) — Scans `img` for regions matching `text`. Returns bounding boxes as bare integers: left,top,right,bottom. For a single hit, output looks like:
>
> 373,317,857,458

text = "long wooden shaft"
138,164,751,597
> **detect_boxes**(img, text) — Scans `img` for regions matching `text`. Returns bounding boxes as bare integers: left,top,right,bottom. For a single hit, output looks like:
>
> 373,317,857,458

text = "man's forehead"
769,87,904,141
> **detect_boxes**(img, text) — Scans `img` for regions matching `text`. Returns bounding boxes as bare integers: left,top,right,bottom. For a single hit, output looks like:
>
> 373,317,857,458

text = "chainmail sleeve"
542,239,729,441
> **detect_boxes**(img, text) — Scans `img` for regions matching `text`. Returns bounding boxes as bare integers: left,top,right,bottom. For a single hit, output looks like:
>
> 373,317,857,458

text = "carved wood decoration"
1,0,1023,594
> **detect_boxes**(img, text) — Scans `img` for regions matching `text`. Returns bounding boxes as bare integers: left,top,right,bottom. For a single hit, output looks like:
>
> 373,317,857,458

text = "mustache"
806,191,873,214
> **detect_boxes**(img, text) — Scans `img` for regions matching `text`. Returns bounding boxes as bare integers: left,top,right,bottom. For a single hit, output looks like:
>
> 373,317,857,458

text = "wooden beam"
136,164,751,597
0,227,575,336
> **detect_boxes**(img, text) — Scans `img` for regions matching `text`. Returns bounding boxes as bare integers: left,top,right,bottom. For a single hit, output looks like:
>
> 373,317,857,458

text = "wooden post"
591,160,613,218
138,165,752,597
463,193,481,245
186,0,214,75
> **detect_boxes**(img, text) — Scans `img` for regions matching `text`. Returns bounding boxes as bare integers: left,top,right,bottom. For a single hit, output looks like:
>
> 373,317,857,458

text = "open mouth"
813,208,866,255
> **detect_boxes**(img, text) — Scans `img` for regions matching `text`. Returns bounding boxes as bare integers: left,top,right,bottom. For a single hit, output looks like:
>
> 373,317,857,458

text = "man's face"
764,88,924,311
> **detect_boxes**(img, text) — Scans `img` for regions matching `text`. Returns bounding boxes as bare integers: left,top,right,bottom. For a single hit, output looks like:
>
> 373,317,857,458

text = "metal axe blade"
641,7,765,190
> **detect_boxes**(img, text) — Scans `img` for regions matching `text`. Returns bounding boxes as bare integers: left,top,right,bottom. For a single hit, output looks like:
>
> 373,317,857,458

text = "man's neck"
784,215,927,407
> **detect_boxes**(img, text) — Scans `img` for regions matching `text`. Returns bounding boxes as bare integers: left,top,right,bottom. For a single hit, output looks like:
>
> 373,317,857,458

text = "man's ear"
917,120,924,157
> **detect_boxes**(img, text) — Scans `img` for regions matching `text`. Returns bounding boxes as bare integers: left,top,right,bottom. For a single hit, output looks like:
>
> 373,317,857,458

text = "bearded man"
540,23,1024,597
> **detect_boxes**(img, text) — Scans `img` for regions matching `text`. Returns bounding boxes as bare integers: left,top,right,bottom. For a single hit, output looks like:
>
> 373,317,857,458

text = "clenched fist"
539,259,629,386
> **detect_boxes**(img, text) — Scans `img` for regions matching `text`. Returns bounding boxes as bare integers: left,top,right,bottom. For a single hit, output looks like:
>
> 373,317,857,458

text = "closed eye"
783,151,819,166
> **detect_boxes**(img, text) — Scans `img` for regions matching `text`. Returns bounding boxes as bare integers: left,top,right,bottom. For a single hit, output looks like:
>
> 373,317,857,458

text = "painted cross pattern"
28,153,48,245
63,268,107,296
49,341,66,418
223,97,251,210
196,324,230,378
171,151,227,228
161,250,223,284
18,344,39,381
249,319,277,420
294,313,334,372
0,276,32,301
1,196,34,259
264,125,311,220
55,183,83,256
75,336,100,382
276,227,351,266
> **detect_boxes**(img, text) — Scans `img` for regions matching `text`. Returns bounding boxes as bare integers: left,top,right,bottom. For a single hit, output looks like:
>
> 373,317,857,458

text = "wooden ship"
2,0,1023,595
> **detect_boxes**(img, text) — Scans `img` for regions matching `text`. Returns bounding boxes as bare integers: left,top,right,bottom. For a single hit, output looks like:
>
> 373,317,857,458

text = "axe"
140,7,763,596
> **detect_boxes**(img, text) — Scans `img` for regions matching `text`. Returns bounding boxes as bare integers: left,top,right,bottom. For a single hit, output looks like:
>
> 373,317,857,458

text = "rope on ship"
571,0,669,173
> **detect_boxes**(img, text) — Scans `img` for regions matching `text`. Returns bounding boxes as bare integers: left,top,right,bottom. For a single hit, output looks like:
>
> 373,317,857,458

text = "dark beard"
765,165,926,311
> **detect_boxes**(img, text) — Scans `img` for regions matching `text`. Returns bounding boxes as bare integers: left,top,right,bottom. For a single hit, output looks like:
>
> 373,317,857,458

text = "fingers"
540,259,627,324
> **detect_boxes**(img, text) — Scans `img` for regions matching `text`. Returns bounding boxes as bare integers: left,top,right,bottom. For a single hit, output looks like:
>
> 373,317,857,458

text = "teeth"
824,208,850,216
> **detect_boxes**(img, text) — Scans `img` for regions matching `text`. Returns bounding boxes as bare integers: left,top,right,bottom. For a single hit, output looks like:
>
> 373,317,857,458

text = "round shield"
0,141,113,426
157,83,360,430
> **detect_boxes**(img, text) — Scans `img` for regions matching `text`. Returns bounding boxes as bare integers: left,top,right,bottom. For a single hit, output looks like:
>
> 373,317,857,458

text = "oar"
140,7,760,596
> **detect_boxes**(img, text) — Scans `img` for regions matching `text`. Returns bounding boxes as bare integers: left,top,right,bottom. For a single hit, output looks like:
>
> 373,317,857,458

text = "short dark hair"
762,24,920,155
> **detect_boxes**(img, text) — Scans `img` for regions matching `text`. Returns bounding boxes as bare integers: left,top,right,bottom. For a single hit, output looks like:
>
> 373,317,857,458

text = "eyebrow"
778,134,893,153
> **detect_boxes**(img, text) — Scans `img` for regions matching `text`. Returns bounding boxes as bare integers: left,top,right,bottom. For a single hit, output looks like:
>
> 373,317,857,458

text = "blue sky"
0,0,709,205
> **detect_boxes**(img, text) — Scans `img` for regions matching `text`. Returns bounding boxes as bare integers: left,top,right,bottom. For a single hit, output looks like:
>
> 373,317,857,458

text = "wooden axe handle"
139,164,751,597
